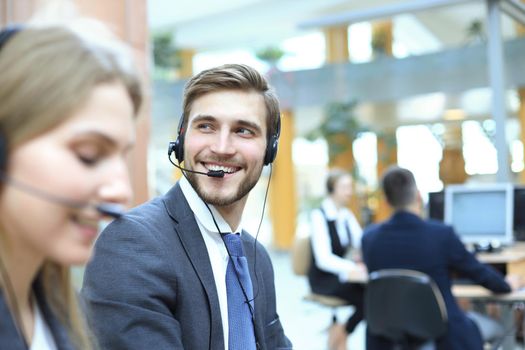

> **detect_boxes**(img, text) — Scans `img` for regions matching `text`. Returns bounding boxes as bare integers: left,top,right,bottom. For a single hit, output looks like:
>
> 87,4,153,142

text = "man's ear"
415,190,423,215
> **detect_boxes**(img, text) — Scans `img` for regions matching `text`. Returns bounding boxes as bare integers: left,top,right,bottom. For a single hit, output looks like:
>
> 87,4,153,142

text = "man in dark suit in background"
362,165,520,350
81,64,292,350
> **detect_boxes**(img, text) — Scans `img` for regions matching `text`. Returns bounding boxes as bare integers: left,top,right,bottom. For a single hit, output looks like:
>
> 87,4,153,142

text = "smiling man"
81,64,292,350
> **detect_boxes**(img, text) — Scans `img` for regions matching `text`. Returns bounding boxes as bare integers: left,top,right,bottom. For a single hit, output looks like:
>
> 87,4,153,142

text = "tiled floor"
269,249,366,350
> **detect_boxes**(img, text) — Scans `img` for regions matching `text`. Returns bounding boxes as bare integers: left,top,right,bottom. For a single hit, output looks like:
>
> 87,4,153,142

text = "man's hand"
505,274,523,291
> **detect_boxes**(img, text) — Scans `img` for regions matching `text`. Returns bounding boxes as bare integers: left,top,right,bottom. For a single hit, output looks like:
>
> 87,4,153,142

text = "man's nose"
209,129,235,156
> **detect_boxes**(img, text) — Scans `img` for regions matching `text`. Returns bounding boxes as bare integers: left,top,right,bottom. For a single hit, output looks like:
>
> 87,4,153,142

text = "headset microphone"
167,141,225,178
95,203,126,218
0,173,125,219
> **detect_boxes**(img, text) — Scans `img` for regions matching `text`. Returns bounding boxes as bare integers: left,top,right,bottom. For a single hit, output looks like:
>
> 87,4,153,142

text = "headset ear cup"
264,114,281,166
264,136,279,166
174,115,186,163
0,135,6,171
173,134,184,163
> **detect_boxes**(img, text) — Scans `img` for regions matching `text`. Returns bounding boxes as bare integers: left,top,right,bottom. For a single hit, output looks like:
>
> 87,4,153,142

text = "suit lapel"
164,183,224,348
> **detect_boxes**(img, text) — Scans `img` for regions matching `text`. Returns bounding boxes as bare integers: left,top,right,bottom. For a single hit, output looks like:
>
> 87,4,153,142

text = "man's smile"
202,162,241,174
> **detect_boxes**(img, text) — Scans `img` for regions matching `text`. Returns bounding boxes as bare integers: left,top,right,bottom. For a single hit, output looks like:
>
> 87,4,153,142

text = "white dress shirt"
180,177,243,350
30,297,58,350
310,198,363,282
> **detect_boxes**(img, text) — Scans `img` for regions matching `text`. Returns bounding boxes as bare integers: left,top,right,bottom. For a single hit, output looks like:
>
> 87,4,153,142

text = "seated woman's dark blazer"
0,277,75,350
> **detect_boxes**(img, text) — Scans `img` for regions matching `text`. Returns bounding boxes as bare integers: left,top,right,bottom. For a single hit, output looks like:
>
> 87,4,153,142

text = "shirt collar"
321,197,339,219
179,177,242,234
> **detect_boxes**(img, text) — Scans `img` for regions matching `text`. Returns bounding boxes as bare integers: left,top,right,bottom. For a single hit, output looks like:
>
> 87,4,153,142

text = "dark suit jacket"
81,183,291,350
0,278,75,350
362,211,510,350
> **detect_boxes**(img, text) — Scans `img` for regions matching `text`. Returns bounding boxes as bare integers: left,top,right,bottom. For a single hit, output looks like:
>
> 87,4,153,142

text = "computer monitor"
514,187,525,241
444,183,514,245
427,191,444,221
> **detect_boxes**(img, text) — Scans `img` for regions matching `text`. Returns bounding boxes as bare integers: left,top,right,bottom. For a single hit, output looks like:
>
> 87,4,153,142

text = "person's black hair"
381,165,417,209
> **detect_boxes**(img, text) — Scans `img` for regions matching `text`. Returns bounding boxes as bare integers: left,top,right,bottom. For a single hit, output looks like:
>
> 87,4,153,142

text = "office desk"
452,285,525,301
476,243,525,278
452,285,525,350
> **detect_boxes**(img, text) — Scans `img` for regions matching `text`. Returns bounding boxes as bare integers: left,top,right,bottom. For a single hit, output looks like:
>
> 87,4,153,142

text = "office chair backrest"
365,269,448,346
291,235,311,276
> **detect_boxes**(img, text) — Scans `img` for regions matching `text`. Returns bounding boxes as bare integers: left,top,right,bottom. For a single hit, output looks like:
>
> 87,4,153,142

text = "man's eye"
197,123,213,130
237,128,254,136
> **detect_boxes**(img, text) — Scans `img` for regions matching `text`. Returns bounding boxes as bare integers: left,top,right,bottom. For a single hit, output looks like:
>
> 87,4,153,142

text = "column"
372,20,396,222
8,0,150,205
178,48,195,79
73,0,150,205
371,20,393,57
172,48,195,181
519,89,525,184
172,49,195,182
324,25,349,64
269,110,297,250
516,14,525,184
439,124,467,185
323,25,363,222
375,129,397,222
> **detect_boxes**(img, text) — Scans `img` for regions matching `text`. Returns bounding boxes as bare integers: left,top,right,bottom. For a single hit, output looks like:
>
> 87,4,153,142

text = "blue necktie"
223,233,257,350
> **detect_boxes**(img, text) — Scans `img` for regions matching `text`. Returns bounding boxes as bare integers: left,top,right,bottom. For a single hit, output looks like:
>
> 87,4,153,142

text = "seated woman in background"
0,23,142,349
308,169,367,350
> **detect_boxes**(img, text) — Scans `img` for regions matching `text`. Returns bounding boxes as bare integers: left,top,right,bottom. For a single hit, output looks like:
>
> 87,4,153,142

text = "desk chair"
365,269,448,350
291,235,349,324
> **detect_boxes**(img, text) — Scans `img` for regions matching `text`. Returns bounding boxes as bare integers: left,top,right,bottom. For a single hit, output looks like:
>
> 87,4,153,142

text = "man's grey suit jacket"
81,183,292,350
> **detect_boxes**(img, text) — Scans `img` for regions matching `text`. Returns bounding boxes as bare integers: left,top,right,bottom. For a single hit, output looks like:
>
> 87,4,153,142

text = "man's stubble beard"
186,165,263,207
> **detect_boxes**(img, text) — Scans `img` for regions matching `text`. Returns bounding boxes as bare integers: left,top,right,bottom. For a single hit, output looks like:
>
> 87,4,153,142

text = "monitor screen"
444,183,514,245
427,191,444,221
514,187,525,241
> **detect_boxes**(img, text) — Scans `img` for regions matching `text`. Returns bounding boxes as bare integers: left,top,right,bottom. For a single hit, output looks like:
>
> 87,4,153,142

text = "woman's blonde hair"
0,25,142,148
0,24,143,349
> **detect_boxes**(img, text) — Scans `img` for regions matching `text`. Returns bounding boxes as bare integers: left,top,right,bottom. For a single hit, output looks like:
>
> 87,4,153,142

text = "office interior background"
3,0,525,248
146,0,525,249
2,0,525,255
2,0,525,348
144,1,525,249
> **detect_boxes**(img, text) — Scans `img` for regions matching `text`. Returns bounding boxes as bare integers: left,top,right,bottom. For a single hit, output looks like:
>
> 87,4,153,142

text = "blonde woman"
0,24,142,349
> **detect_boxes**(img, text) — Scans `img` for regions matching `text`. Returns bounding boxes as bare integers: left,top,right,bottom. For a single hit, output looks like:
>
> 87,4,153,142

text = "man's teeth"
206,164,236,173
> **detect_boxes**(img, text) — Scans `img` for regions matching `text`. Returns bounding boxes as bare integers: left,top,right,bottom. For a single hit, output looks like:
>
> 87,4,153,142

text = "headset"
169,111,281,166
